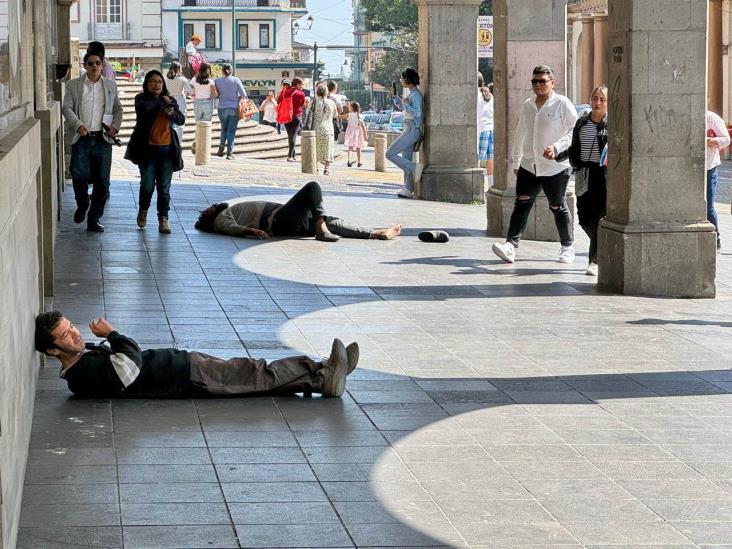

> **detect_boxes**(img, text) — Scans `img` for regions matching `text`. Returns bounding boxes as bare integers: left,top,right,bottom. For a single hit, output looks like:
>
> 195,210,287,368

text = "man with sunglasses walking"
62,51,123,232
491,65,578,264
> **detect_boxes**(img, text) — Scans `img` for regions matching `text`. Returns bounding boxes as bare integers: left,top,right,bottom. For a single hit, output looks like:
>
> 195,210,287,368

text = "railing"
182,0,292,6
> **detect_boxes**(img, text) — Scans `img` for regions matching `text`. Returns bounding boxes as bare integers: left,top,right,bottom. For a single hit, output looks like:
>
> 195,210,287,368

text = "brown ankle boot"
158,217,171,234
136,209,148,228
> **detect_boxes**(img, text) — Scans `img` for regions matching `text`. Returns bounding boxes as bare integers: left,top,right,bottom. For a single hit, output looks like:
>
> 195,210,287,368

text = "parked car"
387,112,403,133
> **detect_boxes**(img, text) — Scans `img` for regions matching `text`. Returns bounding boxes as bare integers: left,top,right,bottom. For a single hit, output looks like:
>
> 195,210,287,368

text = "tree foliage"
360,0,417,32
370,31,417,88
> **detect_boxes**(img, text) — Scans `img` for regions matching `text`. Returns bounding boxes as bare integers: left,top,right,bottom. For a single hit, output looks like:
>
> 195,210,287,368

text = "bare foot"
375,224,401,240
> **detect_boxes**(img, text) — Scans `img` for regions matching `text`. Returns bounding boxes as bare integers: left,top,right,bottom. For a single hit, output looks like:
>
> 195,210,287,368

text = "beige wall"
0,118,43,549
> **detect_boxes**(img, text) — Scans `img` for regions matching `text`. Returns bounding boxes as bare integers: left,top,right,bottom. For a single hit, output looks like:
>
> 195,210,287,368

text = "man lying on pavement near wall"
35,311,358,399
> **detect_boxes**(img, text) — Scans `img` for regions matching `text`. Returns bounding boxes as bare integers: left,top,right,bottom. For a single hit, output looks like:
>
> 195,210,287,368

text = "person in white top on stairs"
491,64,578,265
164,61,192,144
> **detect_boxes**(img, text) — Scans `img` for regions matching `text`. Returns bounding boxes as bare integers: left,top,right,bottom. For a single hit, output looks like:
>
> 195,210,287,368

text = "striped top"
579,120,601,164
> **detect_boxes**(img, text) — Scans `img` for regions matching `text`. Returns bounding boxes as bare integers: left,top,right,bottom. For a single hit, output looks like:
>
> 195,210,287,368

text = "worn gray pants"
188,352,323,396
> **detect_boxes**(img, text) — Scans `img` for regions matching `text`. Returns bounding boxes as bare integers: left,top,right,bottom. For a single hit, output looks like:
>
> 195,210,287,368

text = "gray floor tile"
222,481,328,502
21,483,118,505
347,522,466,547
23,465,117,484
117,464,217,483
229,502,340,524
454,522,578,545
123,525,238,548
209,446,306,464
20,503,120,527
115,447,211,465
119,483,224,503
121,502,230,525
236,523,354,547
563,521,692,545
215,462,317,482
17,527,122,548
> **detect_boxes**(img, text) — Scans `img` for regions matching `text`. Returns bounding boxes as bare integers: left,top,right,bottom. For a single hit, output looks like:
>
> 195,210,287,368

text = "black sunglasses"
531,78,552,85
86,60,102,66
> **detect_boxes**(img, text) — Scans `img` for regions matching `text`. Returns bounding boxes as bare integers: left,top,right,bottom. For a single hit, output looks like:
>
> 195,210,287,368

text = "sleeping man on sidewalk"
35,311,358,399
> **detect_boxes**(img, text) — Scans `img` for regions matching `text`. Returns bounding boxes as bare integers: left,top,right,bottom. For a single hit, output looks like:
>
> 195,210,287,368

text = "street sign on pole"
478,15,493,59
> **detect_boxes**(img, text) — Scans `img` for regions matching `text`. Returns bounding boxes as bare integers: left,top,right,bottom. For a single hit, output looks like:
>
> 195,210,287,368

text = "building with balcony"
162,0,310,97
70,0,165,63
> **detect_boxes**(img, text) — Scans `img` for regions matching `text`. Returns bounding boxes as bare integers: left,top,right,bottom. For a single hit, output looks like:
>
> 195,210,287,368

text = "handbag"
276,94,293,124
238,99,258,121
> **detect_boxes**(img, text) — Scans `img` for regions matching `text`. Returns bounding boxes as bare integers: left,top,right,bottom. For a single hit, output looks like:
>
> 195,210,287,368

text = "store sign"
478,16,493,59
242,79,276,88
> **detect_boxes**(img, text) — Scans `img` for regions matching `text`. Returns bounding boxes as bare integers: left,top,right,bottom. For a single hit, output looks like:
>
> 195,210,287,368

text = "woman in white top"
165,61,192,144
259,91,278,128
477,72,494,179
190,63,217,122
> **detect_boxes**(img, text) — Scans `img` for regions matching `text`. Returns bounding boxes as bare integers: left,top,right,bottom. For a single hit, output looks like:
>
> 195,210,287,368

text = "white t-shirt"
191,80,214,99
478,91,493,134
262,100,277,122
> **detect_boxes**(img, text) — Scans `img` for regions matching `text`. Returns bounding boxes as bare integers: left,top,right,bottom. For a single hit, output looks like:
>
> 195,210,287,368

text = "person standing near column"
214,64,247,160
165,61,192,145
125,70,185,234
706,109,730,253
386,68,423,199
491,65,578,264
556,86,608,276
62,51,123,233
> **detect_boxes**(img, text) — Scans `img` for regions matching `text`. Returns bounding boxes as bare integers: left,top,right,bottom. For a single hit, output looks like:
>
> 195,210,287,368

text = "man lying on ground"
195,180,402,242
35,311,358,399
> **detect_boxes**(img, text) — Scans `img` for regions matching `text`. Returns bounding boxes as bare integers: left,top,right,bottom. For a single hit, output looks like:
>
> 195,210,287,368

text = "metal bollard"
374,132,387,172
300,130,317,174
194,121,212,166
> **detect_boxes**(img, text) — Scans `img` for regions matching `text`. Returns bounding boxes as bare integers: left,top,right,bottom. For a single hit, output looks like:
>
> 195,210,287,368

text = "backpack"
276,93,293,124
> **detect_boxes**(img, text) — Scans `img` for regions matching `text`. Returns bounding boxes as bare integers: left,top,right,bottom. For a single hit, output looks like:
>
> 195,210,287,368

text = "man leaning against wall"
62,51,123,233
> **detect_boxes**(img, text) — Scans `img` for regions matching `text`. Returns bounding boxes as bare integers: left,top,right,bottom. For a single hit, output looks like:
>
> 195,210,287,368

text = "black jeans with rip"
506,167,573,248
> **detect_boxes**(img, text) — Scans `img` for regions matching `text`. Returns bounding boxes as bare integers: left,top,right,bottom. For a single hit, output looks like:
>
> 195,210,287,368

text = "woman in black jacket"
557,85,608,276
124,70,185,234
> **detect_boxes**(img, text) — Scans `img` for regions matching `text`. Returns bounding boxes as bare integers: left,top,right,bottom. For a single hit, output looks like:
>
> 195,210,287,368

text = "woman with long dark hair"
124,70,185,234
165,61,192,144
191,62,217,122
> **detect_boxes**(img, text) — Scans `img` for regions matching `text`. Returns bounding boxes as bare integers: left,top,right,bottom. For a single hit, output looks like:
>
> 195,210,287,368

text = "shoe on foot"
585,262,598,276
286,157,296,162
357,162,363,168
320,339,348,397
86,220,105,233
345,342,359,375
73,207,87,224
717,236,722,254
397,187,413,199
136,209,148,228
558,245,575,264
492,242,515,263
158,217,171,234
347,161,353,167
226,153,235,160
216,145,225,157
316,229,339,242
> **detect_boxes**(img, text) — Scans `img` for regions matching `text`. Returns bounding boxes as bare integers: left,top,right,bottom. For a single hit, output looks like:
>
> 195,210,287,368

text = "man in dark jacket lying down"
35,311,358,398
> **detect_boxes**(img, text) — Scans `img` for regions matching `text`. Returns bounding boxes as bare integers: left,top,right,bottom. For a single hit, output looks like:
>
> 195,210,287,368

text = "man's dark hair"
195,203,229,232
402,68,420,86
87,41,106,59
532,64,555,79
35,310,63,354
83,51,103,66
291,77,303,87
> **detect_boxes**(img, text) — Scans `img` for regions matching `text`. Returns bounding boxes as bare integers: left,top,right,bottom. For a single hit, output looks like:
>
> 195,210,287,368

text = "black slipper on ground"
418,230,450,243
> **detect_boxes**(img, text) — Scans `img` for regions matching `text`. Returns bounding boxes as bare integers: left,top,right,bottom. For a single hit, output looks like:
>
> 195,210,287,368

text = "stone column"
708,0,724,116
598,0,716,297
413,0,484,204
581,16,596,103
487,0,575,241
593,15,609,88
373,133,387,172
56,0,73,71
300,130,317,174
194,122,212,165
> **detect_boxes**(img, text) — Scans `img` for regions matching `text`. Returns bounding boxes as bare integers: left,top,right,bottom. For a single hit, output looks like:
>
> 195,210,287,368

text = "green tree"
370,31,417,88
361,0,417,32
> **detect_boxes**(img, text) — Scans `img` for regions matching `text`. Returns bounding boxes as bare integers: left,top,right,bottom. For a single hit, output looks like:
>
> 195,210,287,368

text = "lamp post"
231,0,236,77
312,42,319,91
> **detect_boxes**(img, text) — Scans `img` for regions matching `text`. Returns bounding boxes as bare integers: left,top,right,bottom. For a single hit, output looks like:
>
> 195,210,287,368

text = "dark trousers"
261,120,277,129
70,135,113,223
506,167,573,248
577,165,607,264
188,351,322,396
270,181,372,238
138,145,175,220
285,117,301,158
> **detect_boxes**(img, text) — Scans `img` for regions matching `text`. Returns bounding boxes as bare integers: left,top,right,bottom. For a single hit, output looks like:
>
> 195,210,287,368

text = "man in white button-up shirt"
705,110,730,253
492,65,578,264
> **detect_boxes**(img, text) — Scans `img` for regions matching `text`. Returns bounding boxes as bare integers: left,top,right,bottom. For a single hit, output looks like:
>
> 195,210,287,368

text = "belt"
88,131,104,137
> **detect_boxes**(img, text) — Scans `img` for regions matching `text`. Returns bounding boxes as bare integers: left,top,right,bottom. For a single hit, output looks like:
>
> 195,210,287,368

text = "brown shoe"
136,209,148,228
158,217,171,234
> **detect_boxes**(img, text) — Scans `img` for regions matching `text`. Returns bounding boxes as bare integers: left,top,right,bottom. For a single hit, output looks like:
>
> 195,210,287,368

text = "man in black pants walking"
491,65,578,264
35,311,359,399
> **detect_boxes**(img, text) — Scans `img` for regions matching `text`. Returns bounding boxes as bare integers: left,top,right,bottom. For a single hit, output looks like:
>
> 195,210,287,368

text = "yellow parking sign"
478,15,493,59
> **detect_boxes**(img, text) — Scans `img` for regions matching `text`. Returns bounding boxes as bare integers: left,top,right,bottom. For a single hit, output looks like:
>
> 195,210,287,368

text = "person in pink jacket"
706,110,730,253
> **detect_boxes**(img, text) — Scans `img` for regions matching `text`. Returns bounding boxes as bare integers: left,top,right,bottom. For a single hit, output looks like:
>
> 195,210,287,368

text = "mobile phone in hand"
391,81,397,96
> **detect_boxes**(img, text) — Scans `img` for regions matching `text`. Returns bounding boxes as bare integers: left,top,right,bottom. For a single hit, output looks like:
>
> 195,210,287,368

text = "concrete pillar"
709,0,724,116
194,121,212,166
593,15,609,88
300,130,317,174
56,0,74,71
413,0,484,204
581,16,596,103
33,0,48,111
598,0,716,297
374,132,387,172
487,0,575,241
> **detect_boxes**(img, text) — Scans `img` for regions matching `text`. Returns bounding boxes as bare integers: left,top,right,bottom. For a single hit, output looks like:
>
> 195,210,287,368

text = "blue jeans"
386,121,420,191
138,145,175,219
193,99,213,121
707,167,719,234
219,108,239,154
70,134,113,222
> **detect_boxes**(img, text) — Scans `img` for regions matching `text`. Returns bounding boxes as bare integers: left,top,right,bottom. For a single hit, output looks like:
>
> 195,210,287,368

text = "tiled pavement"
18,176,732,548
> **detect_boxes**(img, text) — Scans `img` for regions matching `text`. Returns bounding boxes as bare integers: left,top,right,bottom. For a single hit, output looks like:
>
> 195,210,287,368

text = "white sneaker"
558,245,575,264
492,242,516,263
585,262,598,276
397,187,414,199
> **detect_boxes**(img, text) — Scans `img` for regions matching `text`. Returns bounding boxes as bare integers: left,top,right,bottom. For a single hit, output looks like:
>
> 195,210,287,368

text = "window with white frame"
259,24,270,48
95,0,121,23
183,24,194,46
205,23,216,48
238,24,249,49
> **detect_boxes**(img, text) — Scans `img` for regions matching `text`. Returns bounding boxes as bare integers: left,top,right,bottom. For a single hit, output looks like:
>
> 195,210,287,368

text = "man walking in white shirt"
492,65,578,264
706,110,730,253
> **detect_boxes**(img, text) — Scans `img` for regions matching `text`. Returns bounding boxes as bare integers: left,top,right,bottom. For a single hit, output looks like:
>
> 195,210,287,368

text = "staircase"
115,80,299,159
